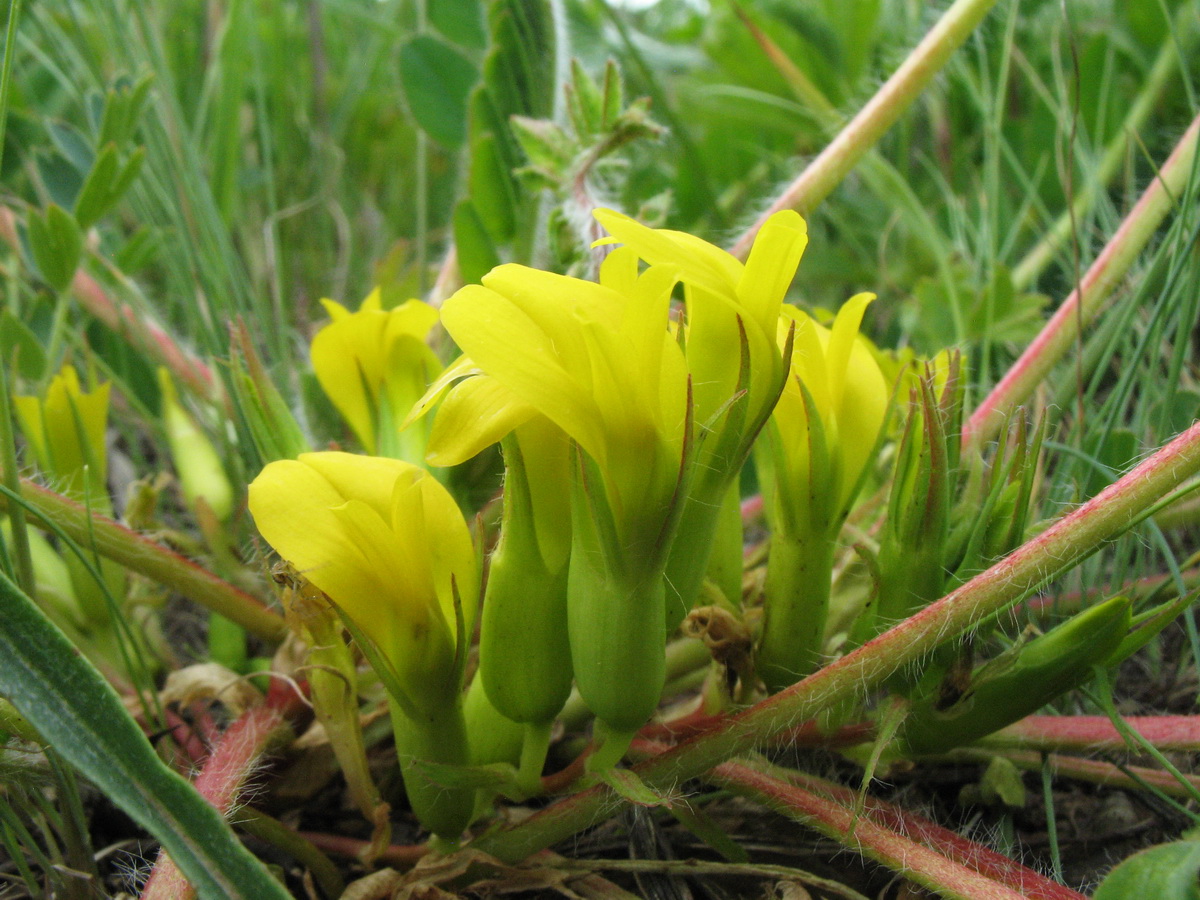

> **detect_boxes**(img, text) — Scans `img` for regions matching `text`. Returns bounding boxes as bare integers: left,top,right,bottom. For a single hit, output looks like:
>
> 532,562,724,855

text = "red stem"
963,113,1200,446
0,207,221,407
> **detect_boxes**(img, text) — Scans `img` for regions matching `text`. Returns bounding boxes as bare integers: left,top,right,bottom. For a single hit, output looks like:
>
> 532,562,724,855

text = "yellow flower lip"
592,207,808,451
436,253,690,552
766,292,889,534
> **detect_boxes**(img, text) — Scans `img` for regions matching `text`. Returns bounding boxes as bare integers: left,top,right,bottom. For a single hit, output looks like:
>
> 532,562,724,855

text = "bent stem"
964,111,1200,447
141,703,290,900
471,418,1200,862
708,756,1085,900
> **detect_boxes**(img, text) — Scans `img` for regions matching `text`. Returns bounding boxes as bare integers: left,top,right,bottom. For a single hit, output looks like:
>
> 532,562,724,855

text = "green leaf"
1093,839,1200,899
596,767,675,808
98,72,154,147
74,145,145,229
35,150,84,210
466,130,518,241
900,596,1133,755
26,205,82,293
0,311,47,380
46,120,94,172
0,569,291,900
398,35,479,148
429,0,486,49
453,200,501,286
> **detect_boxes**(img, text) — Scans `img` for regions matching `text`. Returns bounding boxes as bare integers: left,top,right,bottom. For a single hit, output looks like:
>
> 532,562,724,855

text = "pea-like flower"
428,250,689,763
438,251,689,559
755,294,891,690
310,290,441,461
593,208,807,623
248,451,478,837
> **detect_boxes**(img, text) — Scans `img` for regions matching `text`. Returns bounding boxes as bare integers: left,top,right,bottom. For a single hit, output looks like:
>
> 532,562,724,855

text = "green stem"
728,0,1002,258
964,111,1200,446
390,694,474,841
305,613,389,839
0,477,286,642
471,417,1200,862
756,529,836,692
517,720,554,796
236,808,345,900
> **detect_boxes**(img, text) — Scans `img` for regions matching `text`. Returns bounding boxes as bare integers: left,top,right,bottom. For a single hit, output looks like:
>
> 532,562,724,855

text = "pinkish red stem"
141,704,288,900
987,715,1200,752
0,206,221,407
963,112,1200,446
703,754,1084,900
472,418,1200,863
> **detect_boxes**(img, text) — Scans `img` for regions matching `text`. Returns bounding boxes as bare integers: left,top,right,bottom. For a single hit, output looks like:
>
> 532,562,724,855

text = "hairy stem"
472,417,1200,861
728,0,1001,258
964,111,1200,446
0,477,286,642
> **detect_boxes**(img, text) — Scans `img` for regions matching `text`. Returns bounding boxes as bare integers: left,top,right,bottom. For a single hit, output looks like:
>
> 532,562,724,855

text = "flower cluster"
247,209,891,835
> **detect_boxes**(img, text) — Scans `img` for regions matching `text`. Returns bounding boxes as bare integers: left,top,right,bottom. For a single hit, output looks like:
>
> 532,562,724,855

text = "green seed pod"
900,595,1132,755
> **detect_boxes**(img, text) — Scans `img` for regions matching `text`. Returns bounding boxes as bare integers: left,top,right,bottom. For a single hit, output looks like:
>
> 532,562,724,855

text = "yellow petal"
295,451,413,520
390,470,479,640
737,210,807,337
426,374,536,465
593,208,742,298
441,283,608,465
311,294,441,454
826,292,876,410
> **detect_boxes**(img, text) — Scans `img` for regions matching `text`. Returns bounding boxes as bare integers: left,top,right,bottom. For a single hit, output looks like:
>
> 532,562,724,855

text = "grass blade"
0,568,291,900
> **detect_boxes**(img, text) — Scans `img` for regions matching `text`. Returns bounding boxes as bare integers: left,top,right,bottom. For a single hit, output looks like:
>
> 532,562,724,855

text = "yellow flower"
764,293,890,535
754,293,891,690
15,364,111,510
248,452,477,713
592,208,807,621
310,290,441,460
593,207,806,449
437,249,689,556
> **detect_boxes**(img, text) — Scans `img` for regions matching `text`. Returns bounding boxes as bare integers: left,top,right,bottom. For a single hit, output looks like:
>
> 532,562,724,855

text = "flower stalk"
0,476,286,642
